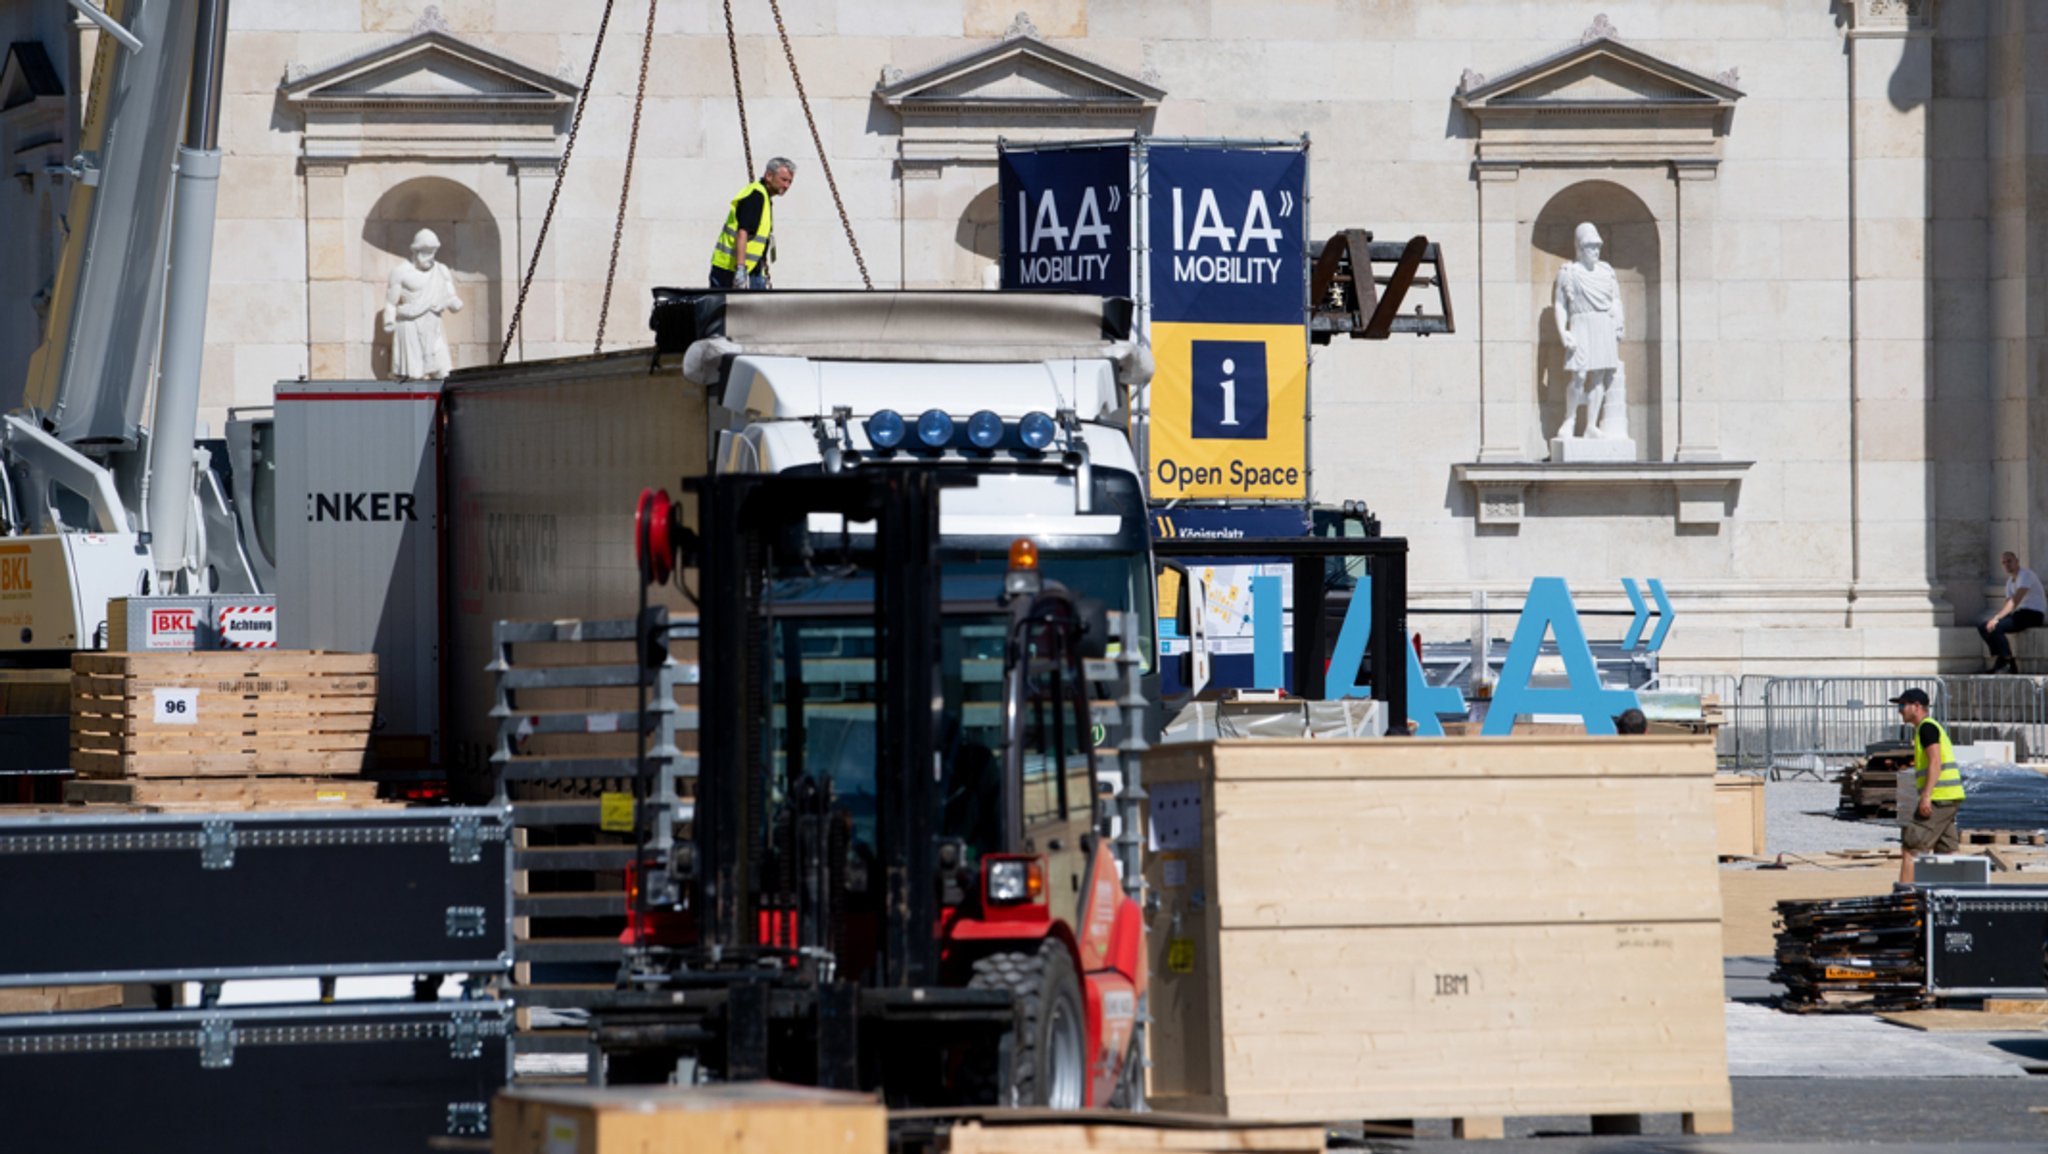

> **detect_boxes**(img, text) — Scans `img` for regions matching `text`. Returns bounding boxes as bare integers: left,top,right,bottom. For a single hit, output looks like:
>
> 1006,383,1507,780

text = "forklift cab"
609,466,1144,1108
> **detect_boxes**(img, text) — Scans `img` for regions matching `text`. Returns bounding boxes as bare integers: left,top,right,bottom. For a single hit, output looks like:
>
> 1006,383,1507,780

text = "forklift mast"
688,468,947,989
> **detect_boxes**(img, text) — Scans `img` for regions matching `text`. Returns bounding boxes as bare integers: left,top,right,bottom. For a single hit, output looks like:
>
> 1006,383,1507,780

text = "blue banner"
998,145,1132,297
1146,146,1306,325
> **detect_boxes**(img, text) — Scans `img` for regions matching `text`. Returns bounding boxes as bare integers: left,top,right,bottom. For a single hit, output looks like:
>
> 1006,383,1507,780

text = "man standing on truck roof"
709,158,795,291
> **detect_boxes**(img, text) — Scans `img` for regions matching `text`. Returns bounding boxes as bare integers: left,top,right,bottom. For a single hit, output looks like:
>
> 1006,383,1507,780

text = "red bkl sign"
148,608,197,650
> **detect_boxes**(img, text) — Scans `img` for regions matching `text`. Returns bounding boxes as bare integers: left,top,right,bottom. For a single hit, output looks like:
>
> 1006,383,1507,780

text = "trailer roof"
653,290,1135,362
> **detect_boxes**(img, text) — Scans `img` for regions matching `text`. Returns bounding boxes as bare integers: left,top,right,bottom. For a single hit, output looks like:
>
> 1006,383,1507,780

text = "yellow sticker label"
599,791,635,833
1167,937,1195,974
1824,966,1875,980
315,790,347,802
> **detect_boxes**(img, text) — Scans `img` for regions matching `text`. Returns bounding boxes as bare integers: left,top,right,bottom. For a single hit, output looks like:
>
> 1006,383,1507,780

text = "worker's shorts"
1902,799,1962,852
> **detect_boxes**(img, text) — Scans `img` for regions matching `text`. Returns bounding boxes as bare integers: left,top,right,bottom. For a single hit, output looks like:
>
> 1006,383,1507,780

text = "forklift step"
516,845,637,871
510,1027,593,1055
516,892,628,919
498,708,700,735
510,799,693,828
499,755,699,782
508,983,616,1009
514,936,624,964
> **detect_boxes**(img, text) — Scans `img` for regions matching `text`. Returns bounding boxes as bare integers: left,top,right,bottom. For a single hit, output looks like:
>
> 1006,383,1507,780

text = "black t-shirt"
733,189,766,235
1918,719,1942,751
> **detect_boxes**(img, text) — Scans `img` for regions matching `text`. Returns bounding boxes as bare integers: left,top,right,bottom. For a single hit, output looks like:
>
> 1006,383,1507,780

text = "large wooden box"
1714,773,1766,858
493,1082,884,1154
1144,736,1731,1127
69,651,376,778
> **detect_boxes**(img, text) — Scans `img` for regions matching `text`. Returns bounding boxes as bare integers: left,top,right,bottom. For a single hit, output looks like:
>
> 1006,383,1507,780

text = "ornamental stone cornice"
877,33,1162,123
281,29,576,165
1457,33,1742,168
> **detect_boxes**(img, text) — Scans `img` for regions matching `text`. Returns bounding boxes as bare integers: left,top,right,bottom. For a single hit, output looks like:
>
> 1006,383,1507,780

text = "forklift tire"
969,939,1086,1109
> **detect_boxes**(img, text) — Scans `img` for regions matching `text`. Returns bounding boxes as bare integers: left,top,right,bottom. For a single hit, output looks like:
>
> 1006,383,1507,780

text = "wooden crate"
1714,773,1766,857
1143,735,1732,1131
69,651,376,779
492,1082,883,1154
62,775,390,810
0,985,124,1014
942,1115,1326,1153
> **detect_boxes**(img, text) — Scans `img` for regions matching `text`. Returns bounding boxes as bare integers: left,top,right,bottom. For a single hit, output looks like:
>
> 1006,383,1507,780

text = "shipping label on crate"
599,791,634,833
152,688,199,725
216,604,277,650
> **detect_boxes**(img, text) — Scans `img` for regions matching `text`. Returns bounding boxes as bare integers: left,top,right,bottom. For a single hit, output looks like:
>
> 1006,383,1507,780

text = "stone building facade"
0,0,2039,675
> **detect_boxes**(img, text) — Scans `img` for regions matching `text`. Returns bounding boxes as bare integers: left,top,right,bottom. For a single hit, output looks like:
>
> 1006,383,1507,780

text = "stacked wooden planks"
494,1083,883,1154
1835,743,1911,821
1773,892,1927,1013
65,651,380,809
941,1115,1328,1154
1143,735,1732,1135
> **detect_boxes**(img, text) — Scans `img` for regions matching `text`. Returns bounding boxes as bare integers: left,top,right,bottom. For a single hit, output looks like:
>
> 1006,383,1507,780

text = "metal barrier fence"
1646,672,2048,776
1761,677,1945,779
1938,675,2048,761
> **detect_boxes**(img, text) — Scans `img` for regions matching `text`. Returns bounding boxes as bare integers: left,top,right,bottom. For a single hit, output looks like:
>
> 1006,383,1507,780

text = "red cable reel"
634,487,677,585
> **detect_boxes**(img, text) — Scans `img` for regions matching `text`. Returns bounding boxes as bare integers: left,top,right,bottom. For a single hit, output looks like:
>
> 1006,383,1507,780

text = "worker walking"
1889,687,1965,884
709,158,795,290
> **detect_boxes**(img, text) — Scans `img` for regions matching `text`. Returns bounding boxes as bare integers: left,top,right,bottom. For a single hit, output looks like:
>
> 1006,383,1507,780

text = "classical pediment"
282,30,577,112
2,41,62,115
1458,38,1741,113
1456,36,1741,167
878,32,1162,119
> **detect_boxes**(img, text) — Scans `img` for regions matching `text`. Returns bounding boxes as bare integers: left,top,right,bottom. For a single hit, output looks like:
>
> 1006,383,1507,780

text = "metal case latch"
445,905,487,939
447,1101,489,1135
199,820,237,870
449,1012,484,1060
449,814,482,864
198,1018,235,1069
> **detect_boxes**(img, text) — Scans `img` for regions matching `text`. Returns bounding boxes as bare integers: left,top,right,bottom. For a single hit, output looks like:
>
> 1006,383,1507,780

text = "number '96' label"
153,688,199,725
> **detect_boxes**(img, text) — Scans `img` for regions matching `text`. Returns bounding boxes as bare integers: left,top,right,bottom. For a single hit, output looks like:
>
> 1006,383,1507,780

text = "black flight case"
0,805,514,1151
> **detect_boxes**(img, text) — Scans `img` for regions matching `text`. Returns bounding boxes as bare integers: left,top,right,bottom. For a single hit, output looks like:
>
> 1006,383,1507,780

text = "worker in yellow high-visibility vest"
708,158,795,291
1889,687,1966,884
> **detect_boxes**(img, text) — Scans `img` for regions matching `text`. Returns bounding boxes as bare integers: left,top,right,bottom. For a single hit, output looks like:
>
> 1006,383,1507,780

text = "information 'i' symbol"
1219,358,1239,426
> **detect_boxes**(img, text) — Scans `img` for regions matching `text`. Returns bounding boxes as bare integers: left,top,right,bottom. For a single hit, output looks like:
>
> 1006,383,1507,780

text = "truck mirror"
1077,597,1109,660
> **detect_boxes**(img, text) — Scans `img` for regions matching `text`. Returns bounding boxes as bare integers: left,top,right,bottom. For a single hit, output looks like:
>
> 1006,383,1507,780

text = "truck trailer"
440,290,1160,802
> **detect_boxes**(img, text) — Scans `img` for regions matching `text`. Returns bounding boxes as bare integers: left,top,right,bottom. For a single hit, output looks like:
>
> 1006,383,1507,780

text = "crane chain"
766,0,873,289
597,0,661,355
499,0,619,363
723,0,753,178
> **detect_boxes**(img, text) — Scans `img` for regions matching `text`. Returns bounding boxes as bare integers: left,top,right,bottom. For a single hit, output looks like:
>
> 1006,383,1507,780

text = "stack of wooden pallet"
65,651,382,810
1773,892,1927,1013
1835,743,1912,821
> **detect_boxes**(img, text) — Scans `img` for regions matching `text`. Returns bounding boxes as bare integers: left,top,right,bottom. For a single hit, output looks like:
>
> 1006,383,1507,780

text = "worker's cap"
1889,687,1931,707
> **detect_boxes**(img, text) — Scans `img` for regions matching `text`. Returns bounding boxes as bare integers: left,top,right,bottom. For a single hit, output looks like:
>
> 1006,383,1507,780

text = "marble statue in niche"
1549,221,1634,462
383,228,464,381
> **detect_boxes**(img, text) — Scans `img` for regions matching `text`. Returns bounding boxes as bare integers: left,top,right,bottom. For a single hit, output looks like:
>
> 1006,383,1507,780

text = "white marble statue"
1552,221,1626,443
383,228,464,380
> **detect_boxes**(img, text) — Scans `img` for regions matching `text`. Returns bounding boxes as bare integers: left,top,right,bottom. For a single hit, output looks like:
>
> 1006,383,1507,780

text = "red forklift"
602,466,1148,1108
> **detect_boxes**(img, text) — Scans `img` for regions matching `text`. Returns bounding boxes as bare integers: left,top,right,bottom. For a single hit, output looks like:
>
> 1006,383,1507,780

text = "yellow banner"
1149,322,1306,500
